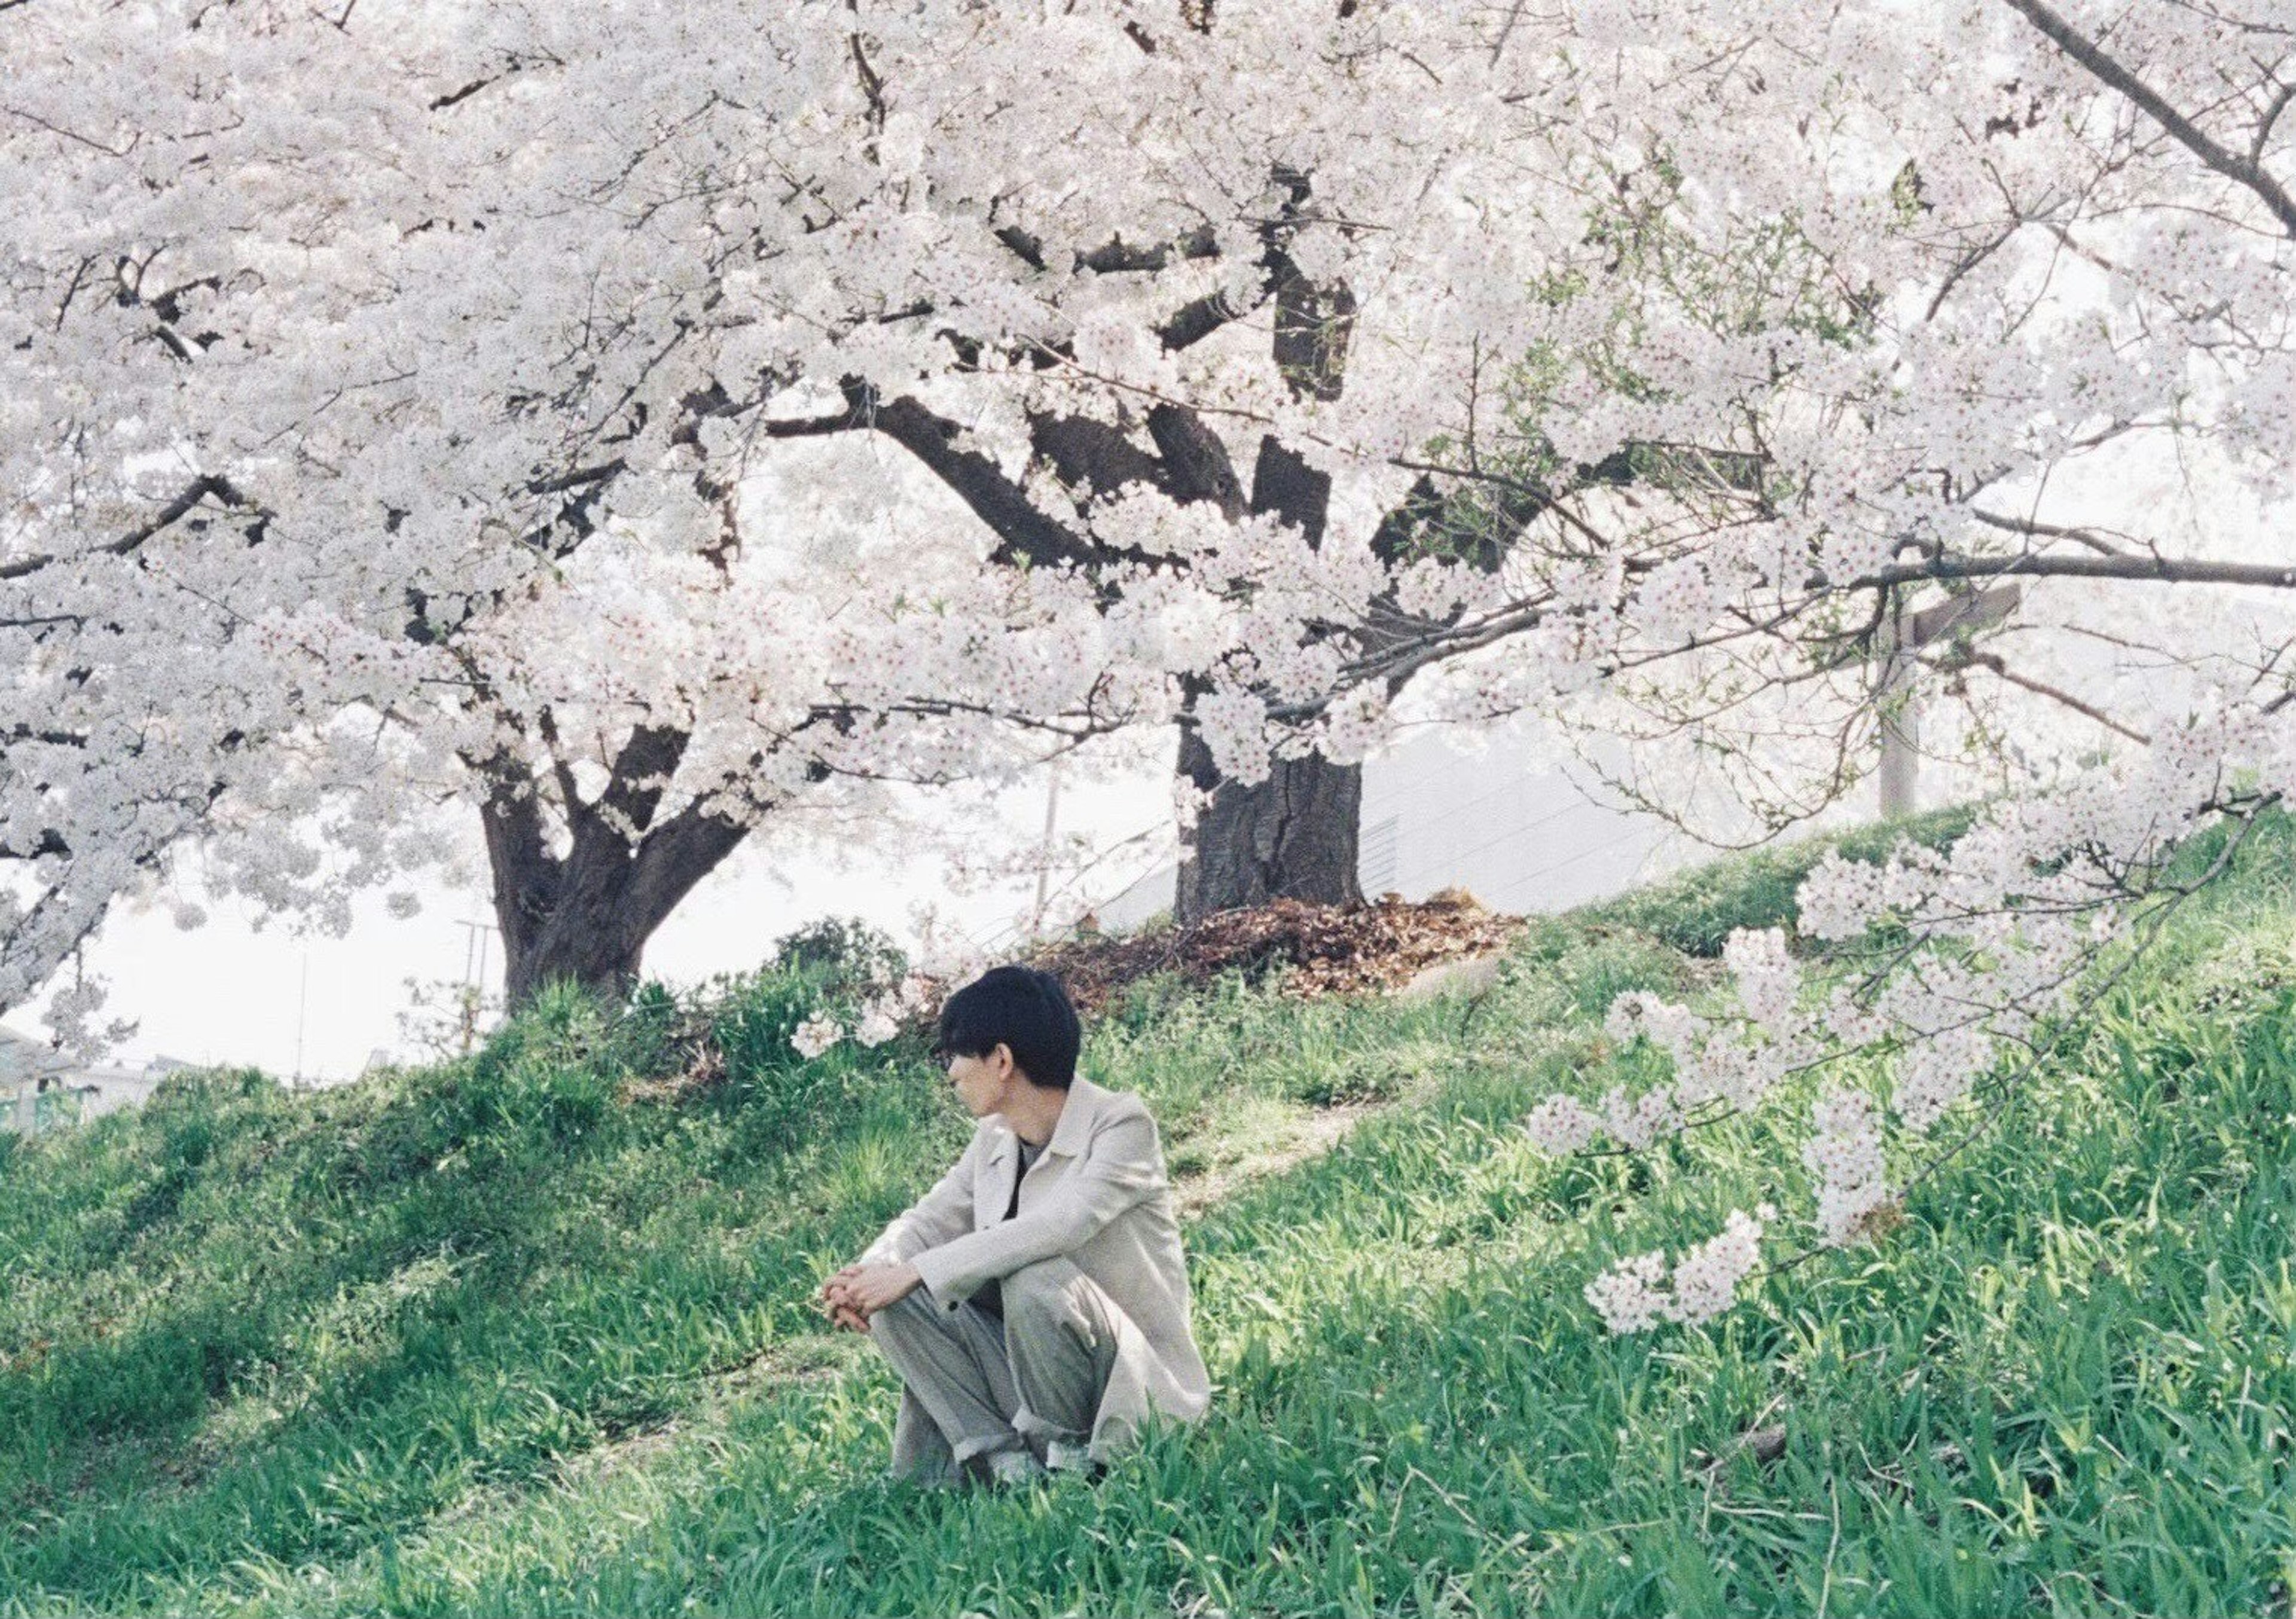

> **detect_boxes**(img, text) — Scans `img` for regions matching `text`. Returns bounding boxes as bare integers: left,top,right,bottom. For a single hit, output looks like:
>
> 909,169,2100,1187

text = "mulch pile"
1028,888,1524,1014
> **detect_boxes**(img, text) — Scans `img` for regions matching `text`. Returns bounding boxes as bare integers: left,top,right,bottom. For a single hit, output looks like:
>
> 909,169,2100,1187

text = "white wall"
1360,729,1670,911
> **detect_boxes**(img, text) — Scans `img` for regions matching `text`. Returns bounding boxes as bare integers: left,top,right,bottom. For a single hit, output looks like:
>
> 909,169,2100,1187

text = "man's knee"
1002,1258,1085,1328
868,1290,941,1348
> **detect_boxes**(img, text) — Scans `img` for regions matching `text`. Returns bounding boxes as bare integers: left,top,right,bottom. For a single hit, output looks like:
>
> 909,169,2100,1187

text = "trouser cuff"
949,1428,1028,1465
1012,1404,1095,1470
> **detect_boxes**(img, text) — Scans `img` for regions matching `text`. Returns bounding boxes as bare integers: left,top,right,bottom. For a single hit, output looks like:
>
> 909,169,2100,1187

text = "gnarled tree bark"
1172,427,1368,919
475,723,752,1007
1171,226,1364,920
1174,723,1364,917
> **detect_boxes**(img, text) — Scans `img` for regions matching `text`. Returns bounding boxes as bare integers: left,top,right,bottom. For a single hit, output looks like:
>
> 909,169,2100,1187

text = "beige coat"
861,1076,1211,1471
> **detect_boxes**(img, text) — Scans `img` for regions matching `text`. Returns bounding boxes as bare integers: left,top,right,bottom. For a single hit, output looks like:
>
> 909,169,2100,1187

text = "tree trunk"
838,185,1380,928
477,726,753,1010
491,852,654,1007
1174,723,1363,921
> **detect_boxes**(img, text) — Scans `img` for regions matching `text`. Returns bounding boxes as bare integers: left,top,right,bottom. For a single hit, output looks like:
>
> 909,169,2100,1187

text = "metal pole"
1030,760,1064,939
454,919,497,1055
1877,597,1919,820
293,950,310,1090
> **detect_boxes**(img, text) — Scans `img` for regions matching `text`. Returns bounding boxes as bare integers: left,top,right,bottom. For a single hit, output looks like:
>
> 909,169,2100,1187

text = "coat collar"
985,1075,1104,1164
1043,1074,1104,1160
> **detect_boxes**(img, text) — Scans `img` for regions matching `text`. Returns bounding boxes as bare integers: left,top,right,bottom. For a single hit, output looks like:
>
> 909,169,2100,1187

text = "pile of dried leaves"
1027,888,1524,1014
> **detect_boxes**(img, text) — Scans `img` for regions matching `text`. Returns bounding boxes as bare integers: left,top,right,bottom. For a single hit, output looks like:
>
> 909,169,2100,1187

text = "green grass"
3,820,2293,1617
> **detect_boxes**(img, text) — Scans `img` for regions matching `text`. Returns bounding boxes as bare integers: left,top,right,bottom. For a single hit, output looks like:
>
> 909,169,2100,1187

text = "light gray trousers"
870,1256,1122,1476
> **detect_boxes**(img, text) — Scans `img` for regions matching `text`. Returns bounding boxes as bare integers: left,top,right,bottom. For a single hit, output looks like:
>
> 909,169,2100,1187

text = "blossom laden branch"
1999,0,2296,236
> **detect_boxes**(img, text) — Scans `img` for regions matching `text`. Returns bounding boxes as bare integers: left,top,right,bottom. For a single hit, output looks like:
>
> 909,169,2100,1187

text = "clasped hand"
817,1260,923,1333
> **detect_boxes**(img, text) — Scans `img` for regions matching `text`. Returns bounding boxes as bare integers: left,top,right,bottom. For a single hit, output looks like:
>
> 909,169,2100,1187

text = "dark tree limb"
1854,551,2296,591
1079,225,1220,274
569,722,689,872
1146,404,1247,516
1248,435,1332,540
625,798,753,941
2001,0,2296,236
1158,286,1265,352
857,387,1132,572
0,474,253,582
1029,413,1171,502
1270,267,1355,403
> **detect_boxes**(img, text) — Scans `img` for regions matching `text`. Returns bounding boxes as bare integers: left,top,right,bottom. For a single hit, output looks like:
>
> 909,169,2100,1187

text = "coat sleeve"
860,1130,980,1266
910,1108,1164,1312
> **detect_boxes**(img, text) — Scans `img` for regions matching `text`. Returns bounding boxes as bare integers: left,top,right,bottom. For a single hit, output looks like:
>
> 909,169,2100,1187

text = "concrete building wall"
2,1043,181,1137
1355,730,1670,912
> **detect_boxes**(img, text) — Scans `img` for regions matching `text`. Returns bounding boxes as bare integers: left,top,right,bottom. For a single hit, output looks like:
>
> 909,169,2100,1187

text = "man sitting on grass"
819,965,1210,1486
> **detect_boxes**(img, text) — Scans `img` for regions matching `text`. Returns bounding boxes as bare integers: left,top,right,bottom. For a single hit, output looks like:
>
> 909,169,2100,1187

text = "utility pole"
1029,760,1064,940
292,949,310,1090
1877,582,2022,819
1877,599,1919,821
455,919,498,1055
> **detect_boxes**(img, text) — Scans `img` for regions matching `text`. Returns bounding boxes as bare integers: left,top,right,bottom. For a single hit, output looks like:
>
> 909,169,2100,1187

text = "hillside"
4,820,2292,1617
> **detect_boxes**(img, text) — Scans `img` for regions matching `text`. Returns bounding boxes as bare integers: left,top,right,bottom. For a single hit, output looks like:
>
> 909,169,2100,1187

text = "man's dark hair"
935,965,1082,1089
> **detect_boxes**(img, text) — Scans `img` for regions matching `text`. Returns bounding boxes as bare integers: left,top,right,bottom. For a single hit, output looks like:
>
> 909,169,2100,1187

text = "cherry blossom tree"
0,0,1727,1027
1316,0,2296,836
1,1,1178,1023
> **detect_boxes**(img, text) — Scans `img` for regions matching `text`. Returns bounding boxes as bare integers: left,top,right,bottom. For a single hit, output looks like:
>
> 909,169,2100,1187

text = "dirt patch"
1174,1102,1376,1220
544,1339,866,1496
617,1044,726,1106
1034,888,1523,1014
551,1418,686,1489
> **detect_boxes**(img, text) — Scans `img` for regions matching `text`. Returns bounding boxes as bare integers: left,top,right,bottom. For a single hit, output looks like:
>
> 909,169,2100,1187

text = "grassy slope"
2,823,2292,1617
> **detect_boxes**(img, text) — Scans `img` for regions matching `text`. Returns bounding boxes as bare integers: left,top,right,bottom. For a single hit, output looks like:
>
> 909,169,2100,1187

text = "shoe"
1044,1439,1104,1479
984,1447,1048,1488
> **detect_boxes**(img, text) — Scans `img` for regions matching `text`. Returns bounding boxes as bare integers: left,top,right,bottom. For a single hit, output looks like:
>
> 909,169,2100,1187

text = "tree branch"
1248,435,1332,541
1158,285,1263,352
760,401,875,437
1146,403,1247,516
2000,0,2296,235
0,474,252,582
1943,648,2155,743
626,799,753,940
1966,506,2129,555
0,829,72,862
856,386,1126,572
1852,551,2296,591
570,723,689,873
1029,412,1171,501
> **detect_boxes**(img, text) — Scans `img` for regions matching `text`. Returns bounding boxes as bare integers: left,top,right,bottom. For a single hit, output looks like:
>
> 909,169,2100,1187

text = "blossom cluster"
1802,1088,1894,1248
789,973,939,1061
1584,1206,1773,1334
1535,677,2291,1329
